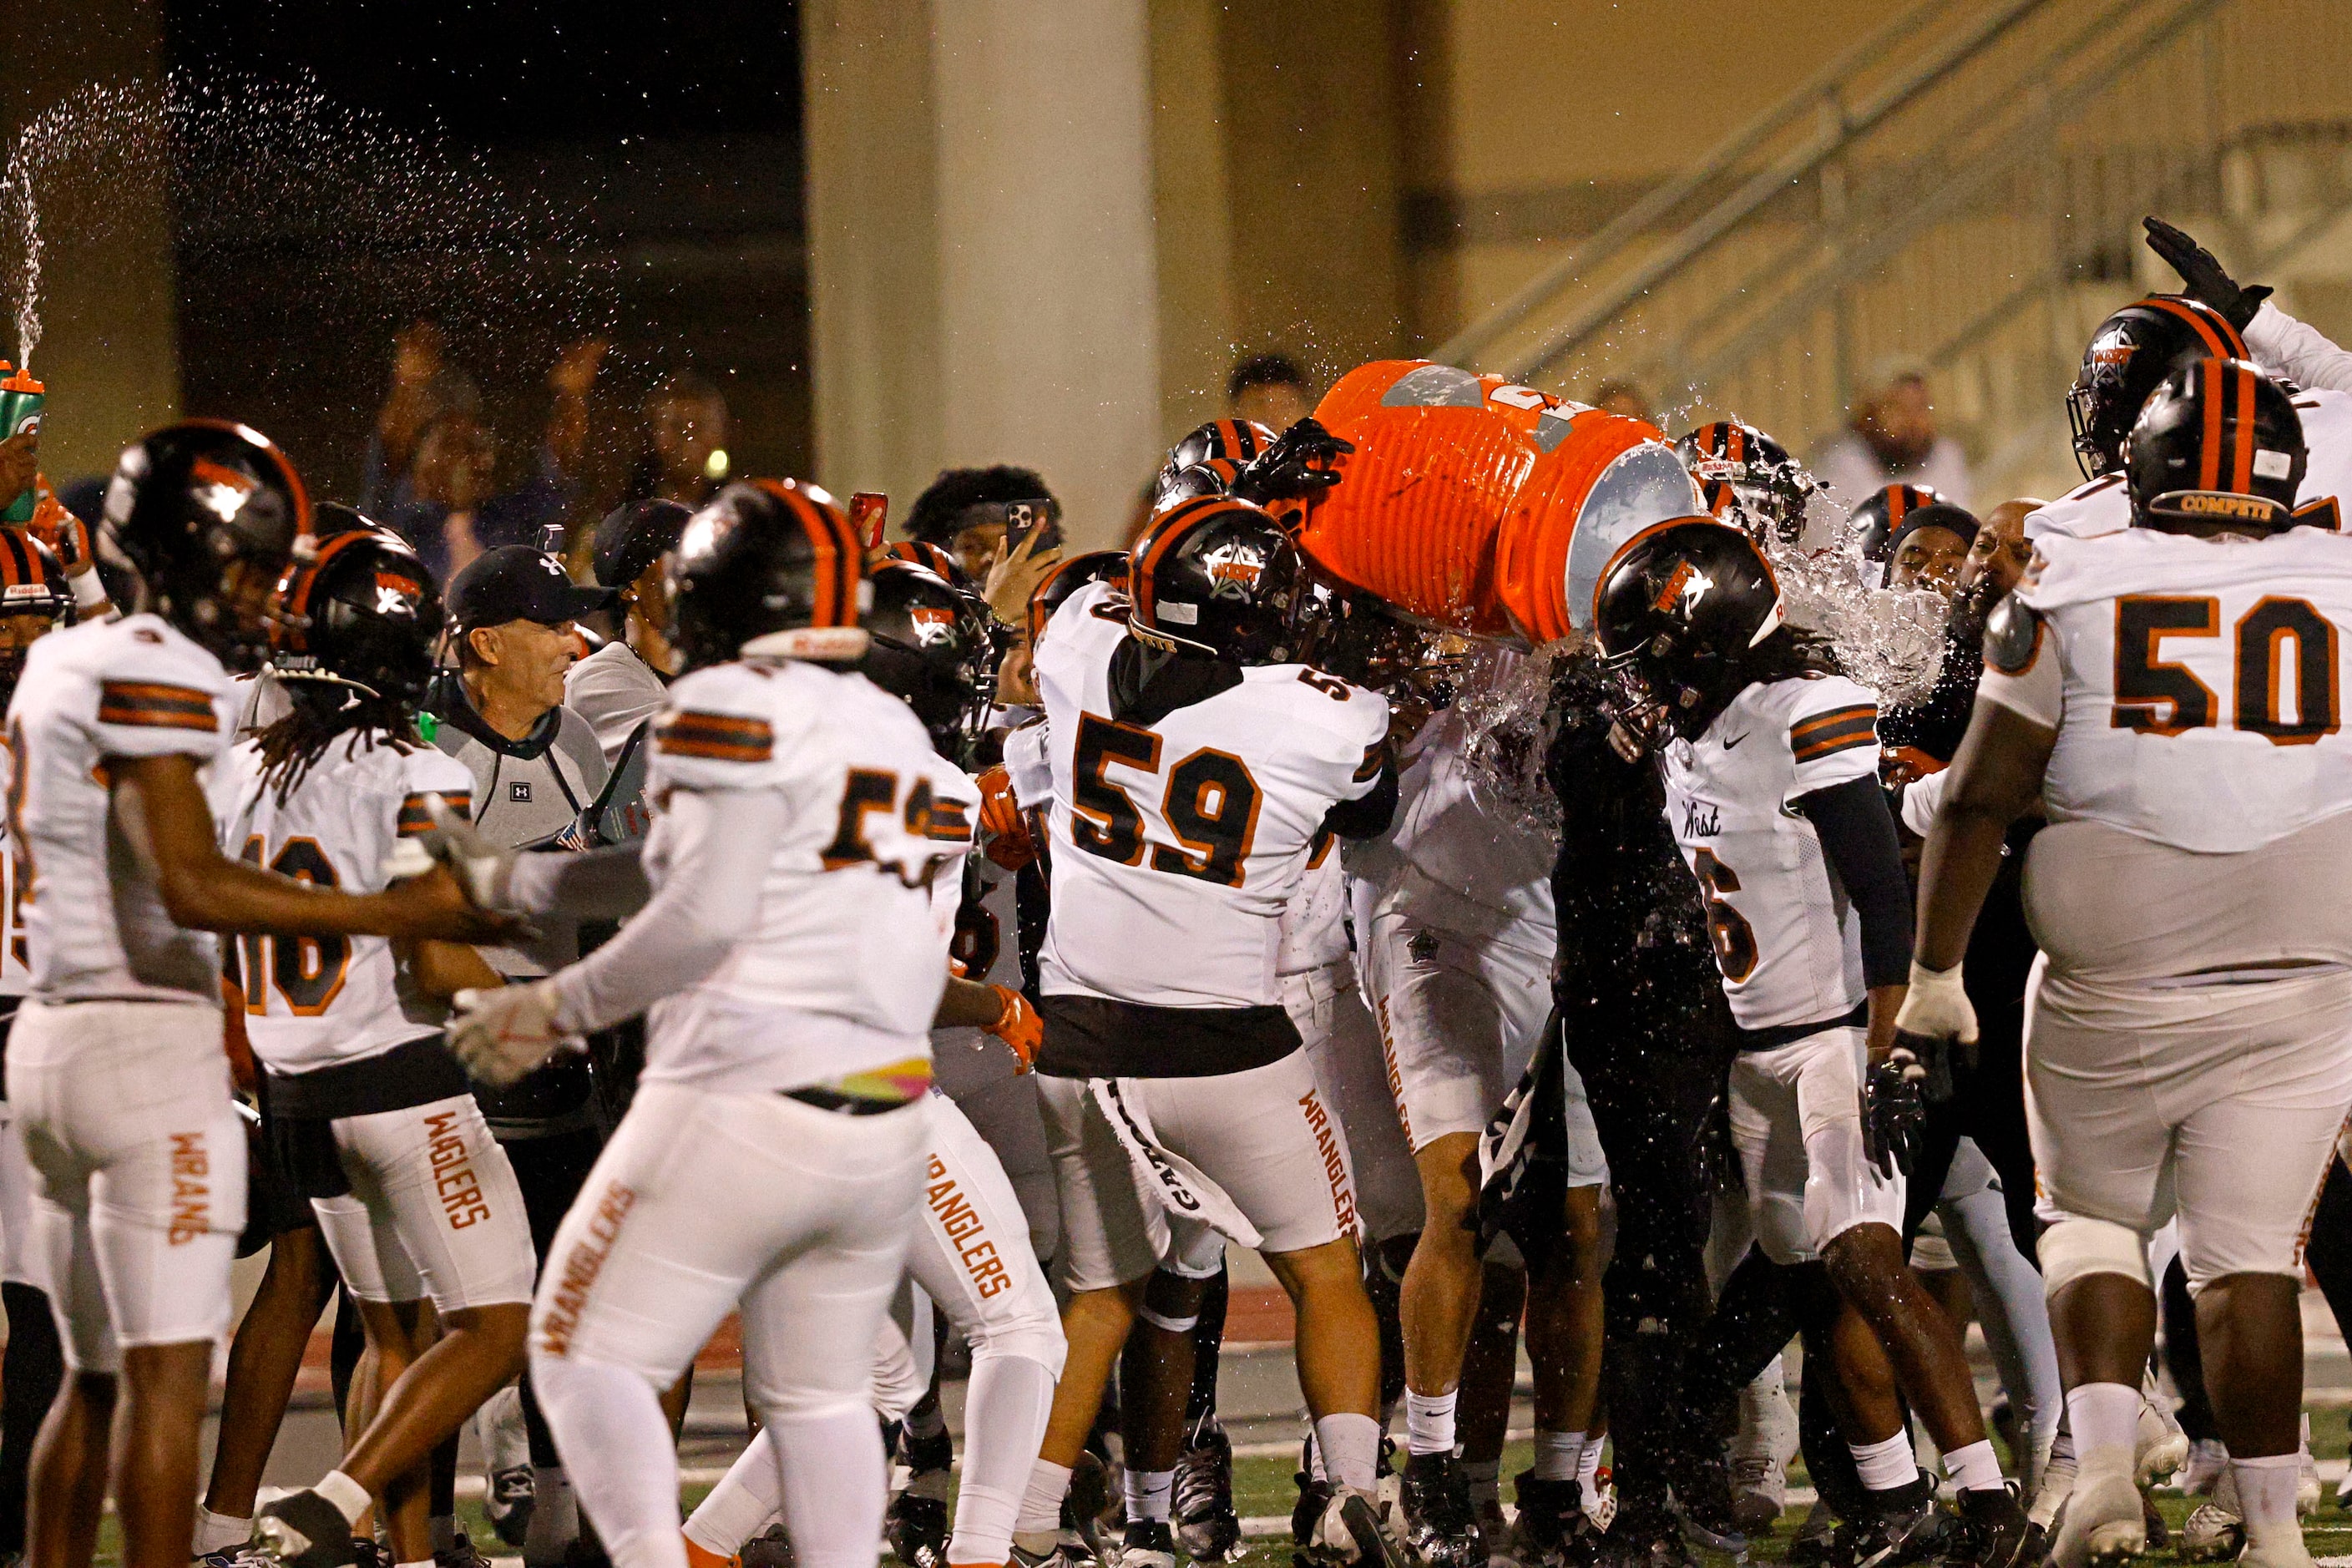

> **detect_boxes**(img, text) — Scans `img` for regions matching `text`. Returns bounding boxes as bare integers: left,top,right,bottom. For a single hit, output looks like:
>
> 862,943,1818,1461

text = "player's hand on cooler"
1862,1050,1927,1180
449,981,579,1086
2143,216,2272,330
982,984,1041,1072
1231,416,1353,506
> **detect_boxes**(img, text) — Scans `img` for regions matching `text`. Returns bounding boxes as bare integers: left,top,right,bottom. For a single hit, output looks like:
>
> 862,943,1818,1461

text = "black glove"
2143,216,2273,331
1230,416,1353,506
1894,1024,1975,1105
1861,1048,1927,1181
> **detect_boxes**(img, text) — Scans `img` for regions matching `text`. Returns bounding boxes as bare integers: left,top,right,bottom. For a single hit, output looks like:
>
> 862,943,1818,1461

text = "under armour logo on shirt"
510,781,533,802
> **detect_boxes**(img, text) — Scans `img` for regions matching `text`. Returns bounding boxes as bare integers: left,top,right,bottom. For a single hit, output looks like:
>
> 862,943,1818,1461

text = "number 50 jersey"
1980,525,2352,852
1033,580,1389,1009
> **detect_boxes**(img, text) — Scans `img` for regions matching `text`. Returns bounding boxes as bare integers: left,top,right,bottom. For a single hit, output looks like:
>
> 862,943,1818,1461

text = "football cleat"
2132,1383,2188,1487
1849,1478,1947,1568
1399,1453,1485,1568
884,1491,948,1568
434,1529,493,1568
1112,1520,1177,1568
2055,1467,2149,1568
1306,1488,1414,1568
1945,1486,2031,1568
252,1491,359,1568
2175,1500,2242,1564
1510,1474,1598,1568
1174,1416,1243,1562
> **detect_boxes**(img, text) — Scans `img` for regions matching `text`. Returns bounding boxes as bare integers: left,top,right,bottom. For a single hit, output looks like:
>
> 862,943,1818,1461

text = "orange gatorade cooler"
1296,361,1702,642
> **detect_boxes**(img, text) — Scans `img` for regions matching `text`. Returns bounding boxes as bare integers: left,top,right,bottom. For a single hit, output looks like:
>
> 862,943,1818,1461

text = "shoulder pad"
1982,593,2045,677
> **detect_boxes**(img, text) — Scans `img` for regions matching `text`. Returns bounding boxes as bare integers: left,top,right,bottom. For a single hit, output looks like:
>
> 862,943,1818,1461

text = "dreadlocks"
254,680,422,809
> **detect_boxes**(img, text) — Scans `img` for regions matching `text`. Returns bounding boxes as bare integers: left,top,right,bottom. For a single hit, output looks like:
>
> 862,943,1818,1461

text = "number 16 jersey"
1034,581,1388,1009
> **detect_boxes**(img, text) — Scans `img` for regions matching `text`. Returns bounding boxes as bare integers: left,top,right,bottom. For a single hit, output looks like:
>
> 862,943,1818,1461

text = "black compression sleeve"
1794,773,1913,989
1321,757,1399,841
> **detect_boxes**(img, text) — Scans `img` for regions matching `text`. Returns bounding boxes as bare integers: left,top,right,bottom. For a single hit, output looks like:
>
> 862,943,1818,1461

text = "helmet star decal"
1200,539,1267,600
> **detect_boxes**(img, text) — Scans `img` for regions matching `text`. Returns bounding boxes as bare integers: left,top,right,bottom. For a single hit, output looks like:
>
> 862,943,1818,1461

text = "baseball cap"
448,546,618,630
592,498,692,589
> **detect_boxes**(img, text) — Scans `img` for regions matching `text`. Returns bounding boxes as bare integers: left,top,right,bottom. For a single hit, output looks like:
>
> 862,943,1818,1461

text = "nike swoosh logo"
1723,732,1748,749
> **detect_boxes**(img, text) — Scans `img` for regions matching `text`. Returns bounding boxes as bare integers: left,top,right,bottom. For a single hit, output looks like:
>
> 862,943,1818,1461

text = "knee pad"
2038,1216,2151,1298
968,1315,1070,1380
1135,1304,1198,1335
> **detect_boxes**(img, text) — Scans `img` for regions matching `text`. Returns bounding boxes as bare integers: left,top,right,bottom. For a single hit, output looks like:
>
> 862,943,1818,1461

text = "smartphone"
999,497,1063,558
850,491,888,550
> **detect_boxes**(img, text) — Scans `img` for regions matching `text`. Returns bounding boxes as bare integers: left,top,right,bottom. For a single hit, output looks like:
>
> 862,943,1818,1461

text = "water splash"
1766,539,1952,710
1455,642,1566,837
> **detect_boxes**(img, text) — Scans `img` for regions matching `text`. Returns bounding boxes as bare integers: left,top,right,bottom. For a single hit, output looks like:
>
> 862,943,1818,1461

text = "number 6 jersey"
1659,671,1883,1032
1980,524,2352,852
1033,579,1389,1009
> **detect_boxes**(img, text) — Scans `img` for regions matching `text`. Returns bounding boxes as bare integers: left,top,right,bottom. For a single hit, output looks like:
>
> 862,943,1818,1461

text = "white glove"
449,982,576,1087
417,793,519,911
1894,959,1978,1045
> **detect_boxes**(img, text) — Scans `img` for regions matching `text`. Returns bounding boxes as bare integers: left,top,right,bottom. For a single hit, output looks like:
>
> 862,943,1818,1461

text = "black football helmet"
1152,418,1278,512
1591,518,1788,740
270,527,443,705
1027,549,1129,644
2069,294,2249,481
1128,495,1304,664
0,532,73,698
861,560,997,762
879,538,972,589
2126,357,2308,536
99,419,311,669
1677,420,1820,544
1846,483,1949,564
670,479,870,670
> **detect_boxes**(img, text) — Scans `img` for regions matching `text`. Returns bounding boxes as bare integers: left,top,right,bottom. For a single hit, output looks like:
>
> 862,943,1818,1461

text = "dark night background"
157,0,811,513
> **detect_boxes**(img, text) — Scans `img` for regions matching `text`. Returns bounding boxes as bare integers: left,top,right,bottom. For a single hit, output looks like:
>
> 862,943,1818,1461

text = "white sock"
195,1507,253,1555
396,1560,433,1568
1943,1439,2005,1494
949,1354,1058,1567
1316,1413,1382,1495
528,1353,686,1568
685,1429,786,1556
1462,1459,1500,1513
2234,1454,2303,1545
1125,1469,1175,1525
1577,1438,1602,1489
316,1471,371,1529
1534,1432,1582,1483
2066,1382,2141,1473
1850,1432,1920,1492
1014,1458,1073,1543
769,1405,890,1568
1405,1389,1458,1456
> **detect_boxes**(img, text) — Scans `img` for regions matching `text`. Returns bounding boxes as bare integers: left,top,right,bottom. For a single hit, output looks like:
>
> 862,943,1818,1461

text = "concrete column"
803,0,1164,549
0,0,181,482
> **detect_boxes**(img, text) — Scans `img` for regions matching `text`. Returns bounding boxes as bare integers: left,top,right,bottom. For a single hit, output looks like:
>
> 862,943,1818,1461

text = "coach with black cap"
564,498,689,764
433,544,613,852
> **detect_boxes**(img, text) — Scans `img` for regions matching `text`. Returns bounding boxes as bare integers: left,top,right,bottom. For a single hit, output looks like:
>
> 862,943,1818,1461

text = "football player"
1901,360,2352,1568
0,534,71,1561
1015,494,1404,1568
1845,483,1950,566
1348,655,1608,1568
1591,519,2028,1568
2033,291,2352,544
1677,420,1826,548
5,422,503,1568
678,559,1061,1568
220,529,537,1568
407,481,997,1568
2145,215,2352,395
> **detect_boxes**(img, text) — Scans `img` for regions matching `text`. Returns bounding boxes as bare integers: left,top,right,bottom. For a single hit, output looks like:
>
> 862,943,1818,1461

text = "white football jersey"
1034,580,1389,1009
1660,673,1882,1030
212,736,478,1074
6,615,240,1004
1344,701,1555,953
1275,847,1350,976
2027,386,2352,541
0,741,29,999
631,658,978,1089
1980,524,2352,852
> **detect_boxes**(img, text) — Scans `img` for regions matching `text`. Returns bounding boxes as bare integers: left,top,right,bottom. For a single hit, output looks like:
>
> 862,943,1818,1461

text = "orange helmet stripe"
2199,359,2224,492
2140,296,2247,363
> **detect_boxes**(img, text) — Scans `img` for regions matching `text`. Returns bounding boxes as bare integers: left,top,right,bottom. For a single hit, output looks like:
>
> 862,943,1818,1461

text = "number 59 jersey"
1033,580,1389,1009
210,736,478,1074
1980,525,2352,852
1660,673,1883,1032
